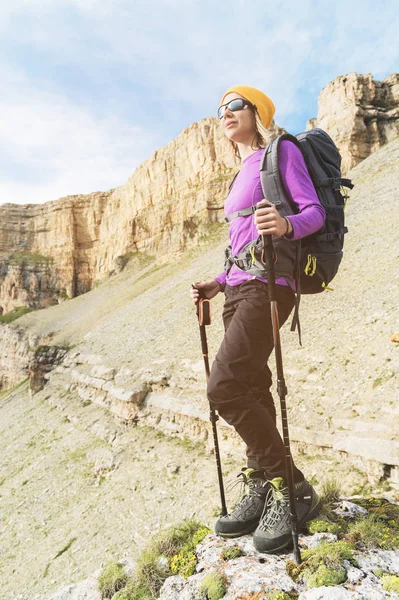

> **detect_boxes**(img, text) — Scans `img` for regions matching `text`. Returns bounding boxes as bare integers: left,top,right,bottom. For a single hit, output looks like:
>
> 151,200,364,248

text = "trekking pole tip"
293,545,302,565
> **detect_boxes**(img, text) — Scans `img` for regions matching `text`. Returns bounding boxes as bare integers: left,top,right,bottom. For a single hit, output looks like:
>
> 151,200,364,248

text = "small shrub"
98,562,128,599
199,571,227,600
302,540,355,566
170,550,197,578
221,545,244,560
345,514,399,550
155,520,210,559
124,519,211,598
316,478,342,522
368,500,399,522
320,478,341,503
134,549,166,598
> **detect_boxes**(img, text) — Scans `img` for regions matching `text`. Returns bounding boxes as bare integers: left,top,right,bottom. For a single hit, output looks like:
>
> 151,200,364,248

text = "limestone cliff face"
93,119,240,276
1,72,399,313
0,119,283,313
0,192,111,313
0,120,241,314
308,72,399,173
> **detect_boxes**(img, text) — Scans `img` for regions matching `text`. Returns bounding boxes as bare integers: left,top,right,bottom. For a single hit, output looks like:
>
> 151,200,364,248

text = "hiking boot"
253,476,321,553
215,468,271,538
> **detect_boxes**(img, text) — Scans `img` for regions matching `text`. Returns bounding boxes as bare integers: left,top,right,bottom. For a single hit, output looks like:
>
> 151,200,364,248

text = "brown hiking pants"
207,279,304,482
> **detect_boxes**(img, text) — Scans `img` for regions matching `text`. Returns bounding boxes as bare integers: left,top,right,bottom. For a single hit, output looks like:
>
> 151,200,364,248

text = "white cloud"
0,0,398,205
0,65,162,204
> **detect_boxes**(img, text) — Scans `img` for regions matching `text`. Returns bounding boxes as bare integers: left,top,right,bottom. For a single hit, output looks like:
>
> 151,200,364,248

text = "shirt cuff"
283,216,295,239
214,272,227,291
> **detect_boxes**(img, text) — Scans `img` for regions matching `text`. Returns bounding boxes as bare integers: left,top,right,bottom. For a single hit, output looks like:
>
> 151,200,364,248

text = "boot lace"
226,471,265,513
258,482,289,532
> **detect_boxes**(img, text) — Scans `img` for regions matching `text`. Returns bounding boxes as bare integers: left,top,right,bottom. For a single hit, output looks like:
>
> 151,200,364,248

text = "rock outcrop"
0,324,41,389
308,72,399,173
47,498,399,600
0,120,241,314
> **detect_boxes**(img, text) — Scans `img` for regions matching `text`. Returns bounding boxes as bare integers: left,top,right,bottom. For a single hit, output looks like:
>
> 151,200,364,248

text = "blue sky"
0,0,398,205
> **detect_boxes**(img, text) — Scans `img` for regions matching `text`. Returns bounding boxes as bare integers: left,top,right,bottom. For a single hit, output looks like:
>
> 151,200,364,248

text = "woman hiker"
190,85,323,553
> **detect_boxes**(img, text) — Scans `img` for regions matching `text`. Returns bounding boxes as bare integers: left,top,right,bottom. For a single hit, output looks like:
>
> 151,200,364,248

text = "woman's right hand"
190,280,222,305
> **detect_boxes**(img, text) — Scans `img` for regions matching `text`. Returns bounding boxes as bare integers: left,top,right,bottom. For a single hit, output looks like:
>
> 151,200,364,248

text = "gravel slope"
2,136,398,599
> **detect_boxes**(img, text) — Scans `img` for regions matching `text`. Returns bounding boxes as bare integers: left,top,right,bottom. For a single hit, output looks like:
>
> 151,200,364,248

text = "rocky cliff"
0,120,241,314
308,72,399,173
1,72,398,316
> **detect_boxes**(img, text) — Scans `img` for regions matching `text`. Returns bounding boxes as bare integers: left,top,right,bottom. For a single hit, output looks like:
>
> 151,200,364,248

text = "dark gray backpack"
224,128,354,340
260,128,353,295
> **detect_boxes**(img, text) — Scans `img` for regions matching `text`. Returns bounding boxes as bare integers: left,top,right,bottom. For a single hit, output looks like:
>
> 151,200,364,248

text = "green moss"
0,306,33,324
304,563,347,588
265,592,297,600
221,545,244,560
381,574,399,593
306,518,343,535
373,568,385,578
199,571,227,600
98,561,129,598
360,498,399,522
287,541,355,586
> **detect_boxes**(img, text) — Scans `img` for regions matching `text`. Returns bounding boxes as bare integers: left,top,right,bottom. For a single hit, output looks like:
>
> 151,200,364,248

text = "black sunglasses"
217,98,255,119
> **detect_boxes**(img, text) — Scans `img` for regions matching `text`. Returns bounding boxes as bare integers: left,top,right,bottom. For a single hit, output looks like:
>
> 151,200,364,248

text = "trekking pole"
193,286,228,517
261,235,302,565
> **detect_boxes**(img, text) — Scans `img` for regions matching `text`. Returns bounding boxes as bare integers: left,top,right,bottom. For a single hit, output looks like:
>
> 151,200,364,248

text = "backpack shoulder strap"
259,133,301,206
228,171,239,192
260,133,304,345
225,205,257,223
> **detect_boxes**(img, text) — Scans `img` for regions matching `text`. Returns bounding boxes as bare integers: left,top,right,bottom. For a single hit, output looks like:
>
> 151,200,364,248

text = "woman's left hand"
254,200,290,237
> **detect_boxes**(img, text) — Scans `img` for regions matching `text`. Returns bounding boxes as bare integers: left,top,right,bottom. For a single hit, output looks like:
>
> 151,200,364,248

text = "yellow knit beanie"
219,85,275,129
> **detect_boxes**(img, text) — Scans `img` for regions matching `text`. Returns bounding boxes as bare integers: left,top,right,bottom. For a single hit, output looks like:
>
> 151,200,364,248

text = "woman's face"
219,92,256,144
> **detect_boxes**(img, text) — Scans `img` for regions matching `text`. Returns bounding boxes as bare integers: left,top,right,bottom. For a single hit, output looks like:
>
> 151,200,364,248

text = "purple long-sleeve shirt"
215,140,326,289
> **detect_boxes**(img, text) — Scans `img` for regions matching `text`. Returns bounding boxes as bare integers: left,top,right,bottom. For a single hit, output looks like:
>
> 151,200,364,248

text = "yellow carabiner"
310,255,317,277
304,254,312,275
250,245,256,266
